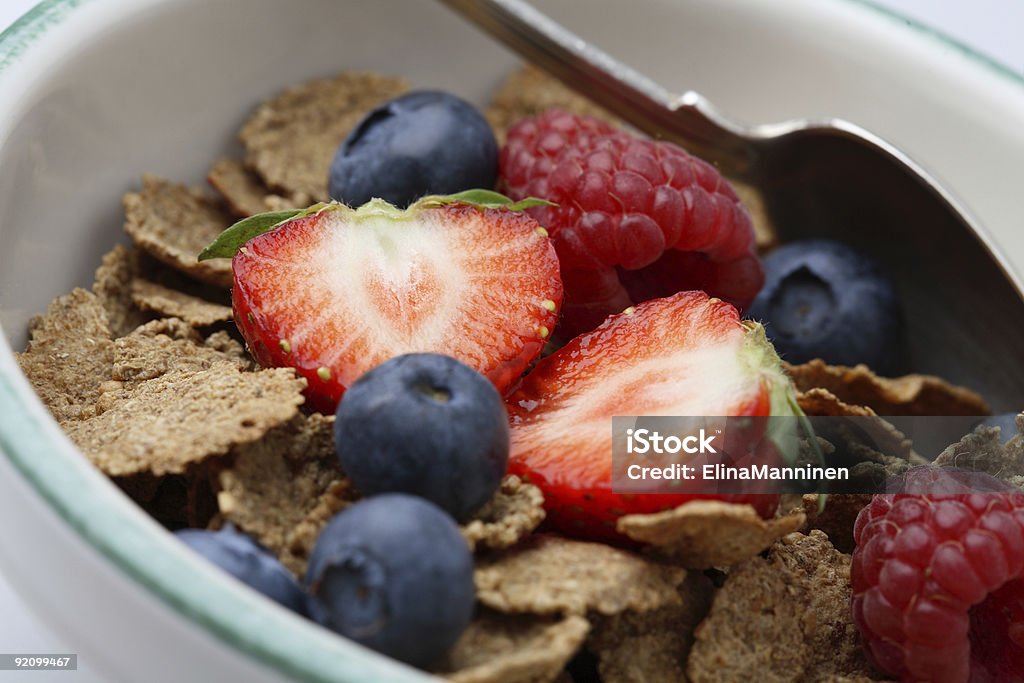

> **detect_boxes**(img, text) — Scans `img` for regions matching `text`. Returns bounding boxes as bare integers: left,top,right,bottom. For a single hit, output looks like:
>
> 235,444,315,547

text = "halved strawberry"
202,193,562,413
506,291,800,544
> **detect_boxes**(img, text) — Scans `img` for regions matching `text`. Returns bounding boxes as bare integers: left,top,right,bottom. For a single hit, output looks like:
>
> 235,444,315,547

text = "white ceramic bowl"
2,0,1023,681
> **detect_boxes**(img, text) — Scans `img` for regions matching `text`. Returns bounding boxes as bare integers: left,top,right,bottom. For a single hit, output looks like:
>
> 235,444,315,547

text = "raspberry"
851,466,1024,682
499,109,763,338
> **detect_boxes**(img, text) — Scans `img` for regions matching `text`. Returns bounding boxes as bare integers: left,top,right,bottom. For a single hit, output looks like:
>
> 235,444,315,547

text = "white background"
1,0,1022,681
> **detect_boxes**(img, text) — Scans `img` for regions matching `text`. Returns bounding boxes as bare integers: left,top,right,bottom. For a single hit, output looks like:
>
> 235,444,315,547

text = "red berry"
851,466,1024,682
506,291,796,544
231,199,562,413
500,109,763,338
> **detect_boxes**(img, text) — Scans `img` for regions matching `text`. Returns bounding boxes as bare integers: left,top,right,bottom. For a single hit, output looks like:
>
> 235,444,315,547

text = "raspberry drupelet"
851,466,1024,683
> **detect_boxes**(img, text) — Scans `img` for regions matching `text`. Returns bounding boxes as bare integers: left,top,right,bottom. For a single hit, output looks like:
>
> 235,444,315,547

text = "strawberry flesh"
232,200,562,412
506,291,792,543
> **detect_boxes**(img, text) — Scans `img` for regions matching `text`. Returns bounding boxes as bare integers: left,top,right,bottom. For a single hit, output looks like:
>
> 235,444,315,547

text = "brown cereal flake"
207,158,275,217
15,288,115,423
618,501,806,569
933,421,1024,481
486,65,620,144
475,534,686,617
797,388,876,417
438,610,590,683
131,279,233,327
461,475,545,552
687,531,876,683
217,412,356,576
123,174,234,288
785,359,988,416
64,364,305,477
589,572,714,683
239,72,409,204
92,244,151,337
111,317,252,387
278,478,359,576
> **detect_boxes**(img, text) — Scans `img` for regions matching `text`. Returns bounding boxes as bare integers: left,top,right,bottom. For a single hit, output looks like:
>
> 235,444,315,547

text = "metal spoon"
440,0,1024,411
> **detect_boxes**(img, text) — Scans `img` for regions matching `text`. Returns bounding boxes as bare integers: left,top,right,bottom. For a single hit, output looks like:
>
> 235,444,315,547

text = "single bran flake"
109,317,252,389
461,475,546,552
437,610,590,683
239,71,409,204
64,364,305,477
785,359,988,416
474,534,687,617
797,387,876,417
216,412,357,577
15,288,115,423
617,501,807,569
131,279,233,327
207,158,277,218
123,174,235,288
588,572,715,683
686,531,877,683
933,419,1024,481
92,244,150,338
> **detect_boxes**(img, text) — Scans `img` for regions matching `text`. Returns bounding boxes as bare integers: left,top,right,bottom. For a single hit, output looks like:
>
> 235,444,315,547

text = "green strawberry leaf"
198,207,310,261
414,189,556,212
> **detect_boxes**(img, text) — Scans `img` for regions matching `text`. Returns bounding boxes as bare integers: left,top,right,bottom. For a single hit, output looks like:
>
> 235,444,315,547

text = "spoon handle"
439,0,759,172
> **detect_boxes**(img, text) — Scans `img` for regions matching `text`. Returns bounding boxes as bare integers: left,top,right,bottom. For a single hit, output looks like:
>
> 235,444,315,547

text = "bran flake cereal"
92,244,151,338
109,317,252,389
217,412,355,576
238,71,409,204
65,364,305,477
785,359,989,416
461,475,546,552
686,531,878,683
933,420,1024,480
797,387,876,418
618,501,807,569
475,534,687,617
207,158,276,218
588,572,714,683
123,174,235,288
15,288,115,423
14,67,995,679
437,610,590,683
130,279,233,327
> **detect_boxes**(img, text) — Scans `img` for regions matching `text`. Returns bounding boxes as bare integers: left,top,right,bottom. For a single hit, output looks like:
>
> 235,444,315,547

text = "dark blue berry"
978,412,1022,443
747,239,905,375
175,525,308,615
305,494,474,668
335,353,509,521
328,90,498,208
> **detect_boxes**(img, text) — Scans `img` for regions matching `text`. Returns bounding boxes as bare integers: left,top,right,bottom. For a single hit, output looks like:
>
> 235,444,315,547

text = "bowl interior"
2,0,1024,680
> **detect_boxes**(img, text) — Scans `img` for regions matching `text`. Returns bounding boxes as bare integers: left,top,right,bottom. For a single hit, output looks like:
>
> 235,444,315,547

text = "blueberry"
747,239,905,374
977,412,1022,443
175,525,308,615
328,90,498,208
305,494,474,668
335,353,509,520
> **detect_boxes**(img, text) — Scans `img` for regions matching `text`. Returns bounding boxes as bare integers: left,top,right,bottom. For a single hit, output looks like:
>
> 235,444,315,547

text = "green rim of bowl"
1,0,1022,681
